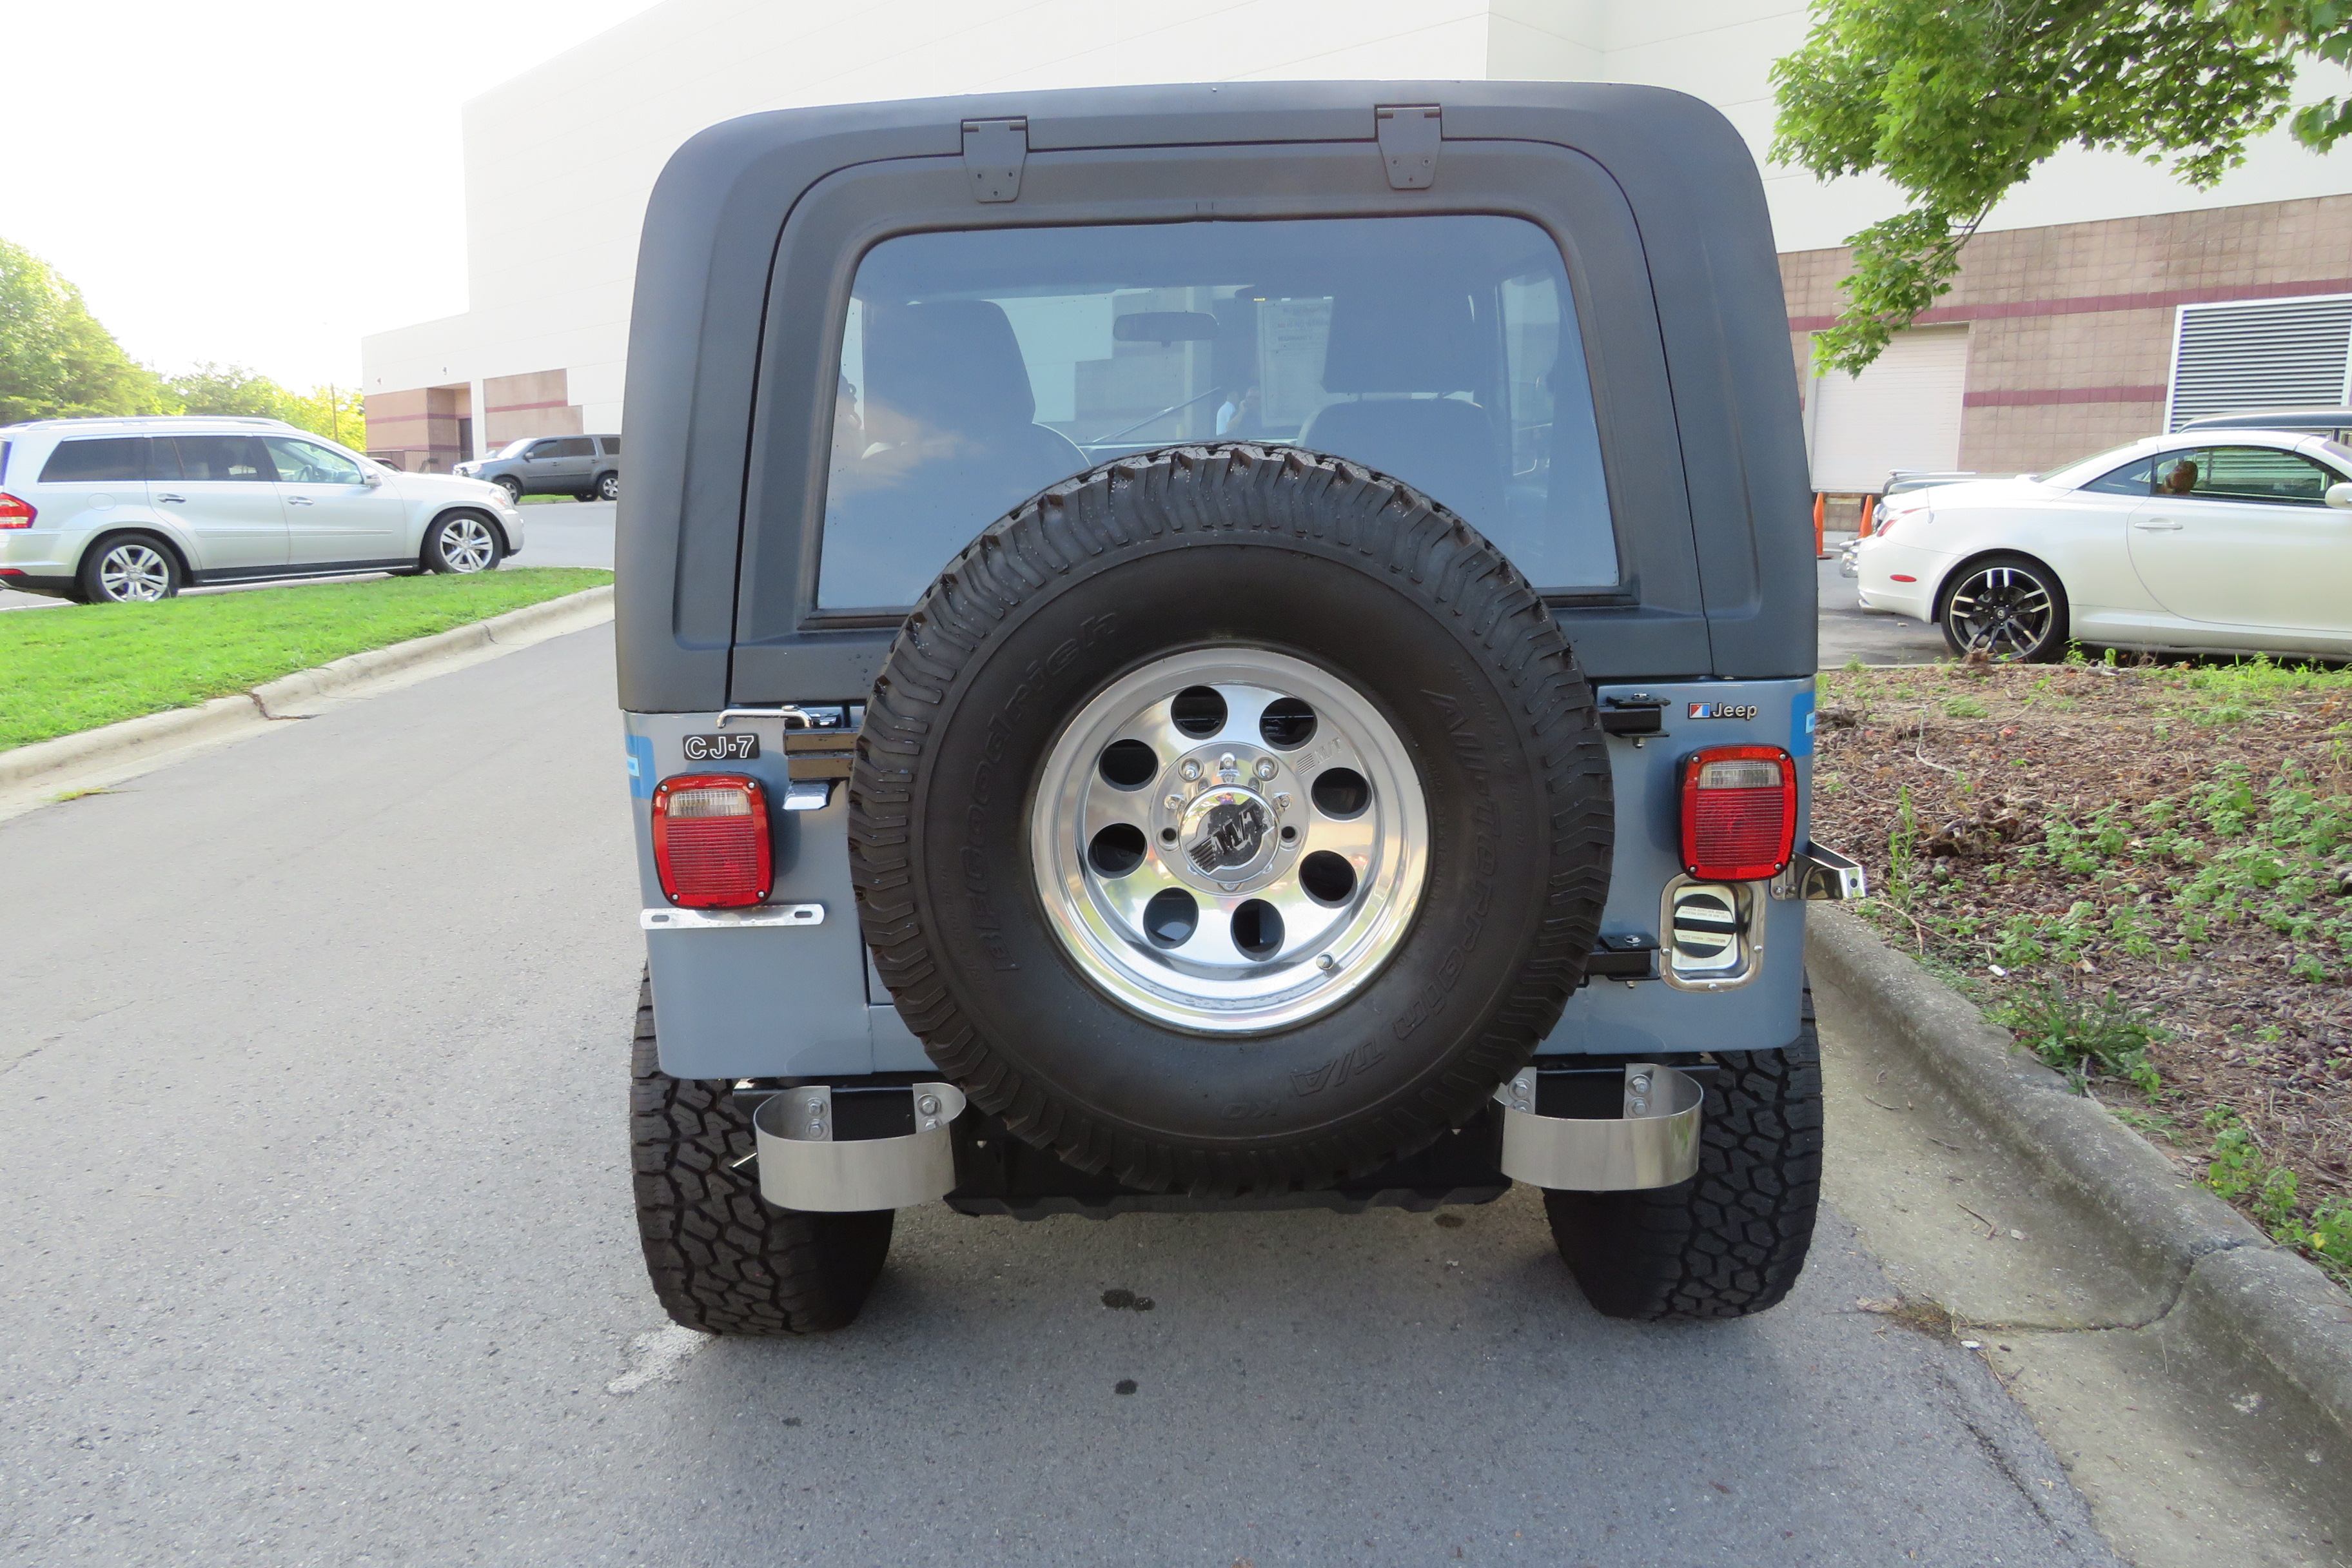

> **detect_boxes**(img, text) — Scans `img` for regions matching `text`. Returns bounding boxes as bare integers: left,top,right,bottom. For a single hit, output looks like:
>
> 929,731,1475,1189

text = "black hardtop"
616,79,1814,712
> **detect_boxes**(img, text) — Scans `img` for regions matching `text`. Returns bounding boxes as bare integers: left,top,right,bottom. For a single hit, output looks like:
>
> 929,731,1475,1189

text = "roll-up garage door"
2168,295,2352,429
1806,325,1970,493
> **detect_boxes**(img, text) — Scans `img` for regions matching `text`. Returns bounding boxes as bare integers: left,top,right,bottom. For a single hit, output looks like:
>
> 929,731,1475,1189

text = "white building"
362,0,2352,485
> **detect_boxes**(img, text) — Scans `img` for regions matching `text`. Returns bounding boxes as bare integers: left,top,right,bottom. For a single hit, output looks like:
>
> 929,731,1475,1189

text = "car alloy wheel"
496,476,523,504
96,542,174,602
597,473,620,501
1028,647,1429,1034
435,514,499,573
1943,561,2063,662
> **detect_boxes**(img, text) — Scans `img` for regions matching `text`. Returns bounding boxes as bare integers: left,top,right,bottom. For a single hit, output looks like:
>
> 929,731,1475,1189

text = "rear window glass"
816,215,1615,610
157,435,271,482
601,436,622,455
39,436,148,484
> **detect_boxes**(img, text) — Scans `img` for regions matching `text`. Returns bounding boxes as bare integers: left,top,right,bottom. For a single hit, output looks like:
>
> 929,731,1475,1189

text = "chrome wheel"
597,473,619,501
1944,563,2059,660
435,514,498,573
97,543,172,602
1029,647,1429,1034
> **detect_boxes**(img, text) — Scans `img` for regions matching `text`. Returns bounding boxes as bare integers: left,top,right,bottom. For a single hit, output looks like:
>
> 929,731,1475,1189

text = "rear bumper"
1851,536,1950,620
737,1060,1718,1215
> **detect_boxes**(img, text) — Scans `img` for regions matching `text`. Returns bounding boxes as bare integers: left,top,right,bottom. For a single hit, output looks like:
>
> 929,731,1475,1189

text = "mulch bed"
1810,658,2352,1279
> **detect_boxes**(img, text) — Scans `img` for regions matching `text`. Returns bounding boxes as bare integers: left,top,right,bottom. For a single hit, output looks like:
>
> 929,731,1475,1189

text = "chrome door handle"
2132,519,2182,531
286,496,314,505
155,493,186,503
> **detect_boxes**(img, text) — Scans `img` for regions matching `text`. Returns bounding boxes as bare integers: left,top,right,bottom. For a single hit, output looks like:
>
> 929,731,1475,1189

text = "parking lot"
0,620,2120,1567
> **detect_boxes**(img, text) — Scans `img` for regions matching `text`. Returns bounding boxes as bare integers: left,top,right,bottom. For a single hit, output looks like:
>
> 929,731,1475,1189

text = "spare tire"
850,444,1611,1195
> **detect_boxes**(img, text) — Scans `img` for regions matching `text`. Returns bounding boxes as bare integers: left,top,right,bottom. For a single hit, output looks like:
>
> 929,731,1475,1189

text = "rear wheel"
77,533,182,603
1939,554,2068,662
596,471,620,501
630,975,894,1334
1544,988,1822,1320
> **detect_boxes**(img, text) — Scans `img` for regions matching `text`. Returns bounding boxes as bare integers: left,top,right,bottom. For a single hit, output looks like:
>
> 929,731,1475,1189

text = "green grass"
0,569,611,750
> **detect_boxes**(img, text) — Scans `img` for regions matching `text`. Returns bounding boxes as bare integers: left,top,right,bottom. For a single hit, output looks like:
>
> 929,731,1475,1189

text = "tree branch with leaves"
1771,0,2350,374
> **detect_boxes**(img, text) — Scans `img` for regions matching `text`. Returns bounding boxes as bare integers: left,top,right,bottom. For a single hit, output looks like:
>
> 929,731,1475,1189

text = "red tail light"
651,774,772,908
0,493,34,529
1680,745,1797,881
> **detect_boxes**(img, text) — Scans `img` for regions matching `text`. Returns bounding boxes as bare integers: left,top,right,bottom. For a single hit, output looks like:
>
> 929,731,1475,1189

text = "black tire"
1938,553,2069,662
851,443,1613,1197
1544,988,1823,1320
630,975,895,1334
495,475,523,504
75,532,182,603
422,510,504,574
573,491,596,503
596,471,620,502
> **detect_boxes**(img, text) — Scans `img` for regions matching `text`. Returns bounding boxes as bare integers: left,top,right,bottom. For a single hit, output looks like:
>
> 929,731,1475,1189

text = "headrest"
1318,286,1477,395
861,299,1037,443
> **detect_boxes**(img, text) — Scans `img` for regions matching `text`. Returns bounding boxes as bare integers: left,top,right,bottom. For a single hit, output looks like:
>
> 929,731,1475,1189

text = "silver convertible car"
1852,428,2352,661
0,415,525,603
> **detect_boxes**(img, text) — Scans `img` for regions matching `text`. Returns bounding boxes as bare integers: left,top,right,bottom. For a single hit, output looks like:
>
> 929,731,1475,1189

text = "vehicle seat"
1298,288,1501,528
825,300,1086,603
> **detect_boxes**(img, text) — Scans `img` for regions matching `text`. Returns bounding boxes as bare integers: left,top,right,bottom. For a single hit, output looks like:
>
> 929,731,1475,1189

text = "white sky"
4,0,660,393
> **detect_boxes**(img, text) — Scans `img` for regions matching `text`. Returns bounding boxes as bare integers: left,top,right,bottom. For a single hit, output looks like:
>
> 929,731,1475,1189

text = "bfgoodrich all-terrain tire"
1544,988,1823,1320
850,443,1613,1197
630,976,894,1334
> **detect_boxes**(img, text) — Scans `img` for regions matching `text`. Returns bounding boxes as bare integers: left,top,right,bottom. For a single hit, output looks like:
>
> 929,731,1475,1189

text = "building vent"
2168,295,2352,429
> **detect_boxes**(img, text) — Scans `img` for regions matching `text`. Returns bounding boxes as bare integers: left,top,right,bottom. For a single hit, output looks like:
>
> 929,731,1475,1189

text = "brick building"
363,0,2352,485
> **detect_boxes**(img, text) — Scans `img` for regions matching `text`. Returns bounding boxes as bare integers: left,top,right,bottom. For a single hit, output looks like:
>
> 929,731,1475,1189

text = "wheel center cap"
1180,787,1276,878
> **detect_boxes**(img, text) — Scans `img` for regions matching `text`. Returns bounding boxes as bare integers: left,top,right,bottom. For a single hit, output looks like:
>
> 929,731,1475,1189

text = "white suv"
0,415,527,603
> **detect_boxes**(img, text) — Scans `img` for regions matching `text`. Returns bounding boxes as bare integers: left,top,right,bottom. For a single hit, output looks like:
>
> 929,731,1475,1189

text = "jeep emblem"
1182,787,1273,876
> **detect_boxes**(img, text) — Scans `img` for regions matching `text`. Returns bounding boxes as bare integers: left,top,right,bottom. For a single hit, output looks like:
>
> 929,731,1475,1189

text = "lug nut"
1180,760,1202,781
1217,752,1236,772
1254,759,1277,781
1165,794,1182,809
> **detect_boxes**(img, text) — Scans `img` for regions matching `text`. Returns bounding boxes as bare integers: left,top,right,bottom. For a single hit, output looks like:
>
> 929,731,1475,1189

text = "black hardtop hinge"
963,117,1028,204
1375,104,1440,190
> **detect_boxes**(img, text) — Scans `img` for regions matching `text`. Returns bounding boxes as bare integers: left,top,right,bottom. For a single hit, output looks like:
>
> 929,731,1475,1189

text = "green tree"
0,238,175,423
1772,1,2352,373
168,361,296,421
288,382,368,451
169,362,368,449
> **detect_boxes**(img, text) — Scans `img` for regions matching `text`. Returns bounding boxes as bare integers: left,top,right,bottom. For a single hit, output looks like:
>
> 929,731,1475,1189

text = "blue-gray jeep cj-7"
616,81,1862,1333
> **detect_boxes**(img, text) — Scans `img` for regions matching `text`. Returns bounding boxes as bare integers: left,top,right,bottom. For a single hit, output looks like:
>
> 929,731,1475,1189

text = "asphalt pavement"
0,621,2121,1566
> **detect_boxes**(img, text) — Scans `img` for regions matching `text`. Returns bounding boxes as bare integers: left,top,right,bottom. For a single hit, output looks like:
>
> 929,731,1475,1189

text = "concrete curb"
1807,905,2352,1441
0,585,612,794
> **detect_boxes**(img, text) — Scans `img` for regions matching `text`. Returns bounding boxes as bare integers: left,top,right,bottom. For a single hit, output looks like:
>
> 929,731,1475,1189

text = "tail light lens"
1680,745,1797,881
651,774,772,908
0,493,34,529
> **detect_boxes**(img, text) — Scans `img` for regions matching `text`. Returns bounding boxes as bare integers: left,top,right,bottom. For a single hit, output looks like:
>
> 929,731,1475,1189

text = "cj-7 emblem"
1185,790,1273,874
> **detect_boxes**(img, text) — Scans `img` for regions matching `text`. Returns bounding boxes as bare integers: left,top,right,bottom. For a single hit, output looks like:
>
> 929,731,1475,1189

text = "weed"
1887,784,1917,906
2202,1105,2264,1199
1995,983,2164,1096
1943,694,1988,719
